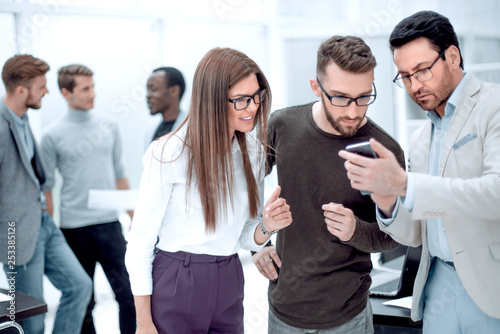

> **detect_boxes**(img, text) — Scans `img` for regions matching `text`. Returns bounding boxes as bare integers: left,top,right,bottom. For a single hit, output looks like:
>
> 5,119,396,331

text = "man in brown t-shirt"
253,35,404,333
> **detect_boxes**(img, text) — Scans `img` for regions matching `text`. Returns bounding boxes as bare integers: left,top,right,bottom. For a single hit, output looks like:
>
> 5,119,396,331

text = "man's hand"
252,246,280,280
322,203,356,241
338,138,406,214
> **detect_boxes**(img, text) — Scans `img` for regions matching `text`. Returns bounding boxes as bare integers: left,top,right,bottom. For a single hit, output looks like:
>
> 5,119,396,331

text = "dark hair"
389,11,464,70
316,35,377,80
2,54,50,93
58,64,94,92
170,47,270,232
153,67,186,101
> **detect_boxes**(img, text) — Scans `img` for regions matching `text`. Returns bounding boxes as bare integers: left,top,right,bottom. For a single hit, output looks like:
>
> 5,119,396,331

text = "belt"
156,249,237,266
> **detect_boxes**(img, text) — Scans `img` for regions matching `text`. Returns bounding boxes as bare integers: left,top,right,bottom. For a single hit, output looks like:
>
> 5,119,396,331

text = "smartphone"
345,141,378,158
345,141,378,195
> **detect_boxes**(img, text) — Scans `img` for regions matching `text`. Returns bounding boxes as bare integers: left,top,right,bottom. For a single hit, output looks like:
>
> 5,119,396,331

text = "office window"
31,14,161,187
164,0,265,21
0,13,17,97
29,0,160,10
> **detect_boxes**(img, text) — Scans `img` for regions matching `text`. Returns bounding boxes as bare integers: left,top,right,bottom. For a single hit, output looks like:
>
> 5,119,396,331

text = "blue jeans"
268,301,374,333
4,211,92,334
422,258,500,334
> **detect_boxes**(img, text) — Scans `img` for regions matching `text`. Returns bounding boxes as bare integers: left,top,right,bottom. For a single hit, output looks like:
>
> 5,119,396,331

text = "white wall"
2,0,500,187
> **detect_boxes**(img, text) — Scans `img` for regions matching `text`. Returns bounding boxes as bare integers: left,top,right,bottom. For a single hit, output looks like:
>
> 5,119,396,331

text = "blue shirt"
379,73,468,262
6,104,34,160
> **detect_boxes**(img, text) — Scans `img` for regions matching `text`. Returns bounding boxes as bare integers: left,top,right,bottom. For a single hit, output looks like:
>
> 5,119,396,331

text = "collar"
66,108,91,122
427,72,468,124
231,135,242,154
5,101,30,128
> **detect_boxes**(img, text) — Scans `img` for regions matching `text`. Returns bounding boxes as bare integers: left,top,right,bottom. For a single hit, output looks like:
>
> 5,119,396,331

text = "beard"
25,91,42,110
321,95,366,137
411,64,454,112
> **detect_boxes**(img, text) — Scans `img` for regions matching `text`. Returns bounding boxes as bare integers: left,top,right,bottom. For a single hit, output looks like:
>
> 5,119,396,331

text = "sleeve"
39,133,57,191
377,201,422,248
343,135,406,253
375,138,422,247
112,122,126,180
343,216,399,253
238,172,266,252
238,139,268,252
376,173,414,226
124,141,175,295
266,112,277,175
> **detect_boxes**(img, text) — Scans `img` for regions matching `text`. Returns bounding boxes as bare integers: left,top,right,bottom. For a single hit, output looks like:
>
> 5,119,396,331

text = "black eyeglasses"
228,88,266,111
393,49,446,89
316,77,377,107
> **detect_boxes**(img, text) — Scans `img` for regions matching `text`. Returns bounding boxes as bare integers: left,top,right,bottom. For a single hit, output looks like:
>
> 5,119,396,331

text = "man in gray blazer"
0,55,92,334
340,11,500,333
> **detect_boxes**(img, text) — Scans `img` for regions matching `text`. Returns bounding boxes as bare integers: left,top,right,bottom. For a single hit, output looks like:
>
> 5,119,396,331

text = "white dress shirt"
125,126,266,295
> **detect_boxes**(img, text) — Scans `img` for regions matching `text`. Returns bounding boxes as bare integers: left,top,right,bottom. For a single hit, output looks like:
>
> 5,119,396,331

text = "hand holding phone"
345,141,378,195
345,141,378,158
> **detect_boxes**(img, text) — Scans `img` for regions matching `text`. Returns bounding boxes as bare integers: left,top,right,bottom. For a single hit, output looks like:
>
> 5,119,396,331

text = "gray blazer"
379,75,500,320
0,100,44,266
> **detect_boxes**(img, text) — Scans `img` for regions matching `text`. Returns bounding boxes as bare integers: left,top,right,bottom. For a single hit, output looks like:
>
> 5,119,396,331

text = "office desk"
0,289,47,325
371,296,422,333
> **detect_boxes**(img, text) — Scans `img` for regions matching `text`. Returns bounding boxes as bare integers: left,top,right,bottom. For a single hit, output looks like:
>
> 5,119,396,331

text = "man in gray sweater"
40,64,135,334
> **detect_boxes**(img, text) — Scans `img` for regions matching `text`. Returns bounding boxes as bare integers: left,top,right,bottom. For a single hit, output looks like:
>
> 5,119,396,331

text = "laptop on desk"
369,245,422,298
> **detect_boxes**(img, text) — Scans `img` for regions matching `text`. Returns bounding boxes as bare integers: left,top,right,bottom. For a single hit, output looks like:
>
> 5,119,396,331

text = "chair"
0,321,24,334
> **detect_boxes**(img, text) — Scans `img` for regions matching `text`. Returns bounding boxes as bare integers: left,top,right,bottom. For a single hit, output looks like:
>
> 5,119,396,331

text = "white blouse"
125,126,266,295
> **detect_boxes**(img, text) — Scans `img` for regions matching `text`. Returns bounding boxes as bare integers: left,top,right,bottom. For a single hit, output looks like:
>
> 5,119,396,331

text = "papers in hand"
88,189,138,211
0,292,14,302
383,296,412,309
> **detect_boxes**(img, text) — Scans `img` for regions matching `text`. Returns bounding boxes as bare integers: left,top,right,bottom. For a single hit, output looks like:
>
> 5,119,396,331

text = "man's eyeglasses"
393,49,446,89
316,77,377,107
228,88,267,111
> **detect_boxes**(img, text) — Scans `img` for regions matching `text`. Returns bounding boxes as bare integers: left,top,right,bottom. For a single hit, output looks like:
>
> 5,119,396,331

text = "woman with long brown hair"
125,47,292,333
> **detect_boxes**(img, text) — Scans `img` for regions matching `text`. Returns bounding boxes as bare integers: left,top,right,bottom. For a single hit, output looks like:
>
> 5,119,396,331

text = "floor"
36,250,270,333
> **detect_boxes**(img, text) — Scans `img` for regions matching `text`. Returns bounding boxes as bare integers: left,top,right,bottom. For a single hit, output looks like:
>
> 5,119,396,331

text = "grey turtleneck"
40,109,126,228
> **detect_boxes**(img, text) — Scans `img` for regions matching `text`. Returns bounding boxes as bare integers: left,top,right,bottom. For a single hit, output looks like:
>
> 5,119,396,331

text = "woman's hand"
261,185,292,233
134,295,159,334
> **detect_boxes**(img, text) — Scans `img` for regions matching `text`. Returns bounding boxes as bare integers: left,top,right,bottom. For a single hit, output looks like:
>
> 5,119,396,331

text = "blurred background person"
144,66,187,148
0,55,91,334
41,64,136,334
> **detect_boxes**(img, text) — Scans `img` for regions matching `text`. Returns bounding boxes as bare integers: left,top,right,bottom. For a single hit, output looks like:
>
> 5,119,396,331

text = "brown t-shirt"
267,102,404,329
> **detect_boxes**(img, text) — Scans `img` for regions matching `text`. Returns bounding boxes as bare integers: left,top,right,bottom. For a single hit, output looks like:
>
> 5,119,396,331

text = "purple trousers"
151,250,245,334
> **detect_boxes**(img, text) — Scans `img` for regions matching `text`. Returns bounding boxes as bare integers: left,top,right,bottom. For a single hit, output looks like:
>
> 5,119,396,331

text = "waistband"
156,249,238,266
